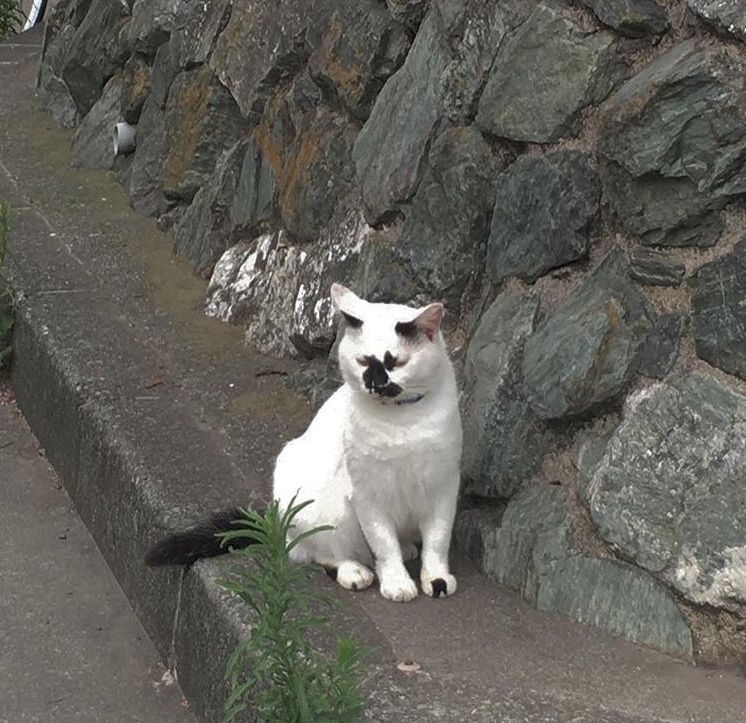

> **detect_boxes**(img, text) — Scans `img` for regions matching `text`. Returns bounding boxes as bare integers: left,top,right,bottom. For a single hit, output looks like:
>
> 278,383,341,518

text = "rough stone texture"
169,127,275,278
537,558,693,657
37,10,80,128
690,239,746,380
629,246,685,287
386,0,430,29
354,0,530,224
250,73,358,243
169,0,232,69
308,0,410,121
639,313,684,379
476,3,620,143
599,40,746,247
128,42,177,216
126,0,186,57
71,74,121,170
575,430,614,487
120,53,151,124
209,0,332,121
586,373,746,608
279,107,357,243
172,141,248,277
352,228,422,306
230,137,276,234
687,0,746,41
461,288,549,500
353,8,446,224
522,249,653,419
580,0,669,38
206,209,374,357
391,126,500,310
481,484,579,603
487,151,601,284
438,0,534,124
61,0,131,116
162,66,247,202
453,505,505,563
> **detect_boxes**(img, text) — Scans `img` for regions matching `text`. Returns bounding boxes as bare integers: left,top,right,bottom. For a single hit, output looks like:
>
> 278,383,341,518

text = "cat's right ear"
331,284,364,328
331,283,361,313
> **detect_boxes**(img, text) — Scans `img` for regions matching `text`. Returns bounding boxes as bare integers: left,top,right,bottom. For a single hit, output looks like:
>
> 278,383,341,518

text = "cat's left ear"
413,303,444,341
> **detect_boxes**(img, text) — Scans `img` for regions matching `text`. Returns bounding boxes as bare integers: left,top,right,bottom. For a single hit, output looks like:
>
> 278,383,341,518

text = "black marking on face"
383,351,397,371
363,356,389,390
362,356,403,398
395,320,420,341
351,582,359,592
342,312,363,329
431,578,447,598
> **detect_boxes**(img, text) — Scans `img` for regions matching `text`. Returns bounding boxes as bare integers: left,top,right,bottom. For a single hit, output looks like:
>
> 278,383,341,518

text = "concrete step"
3,27,746,723
0,391,196,723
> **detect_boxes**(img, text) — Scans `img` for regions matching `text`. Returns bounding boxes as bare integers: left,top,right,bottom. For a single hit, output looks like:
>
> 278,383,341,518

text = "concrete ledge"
4,30,746,723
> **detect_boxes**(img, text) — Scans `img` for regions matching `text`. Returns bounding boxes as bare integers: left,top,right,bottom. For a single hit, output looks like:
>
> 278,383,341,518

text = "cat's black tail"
145,508,258,567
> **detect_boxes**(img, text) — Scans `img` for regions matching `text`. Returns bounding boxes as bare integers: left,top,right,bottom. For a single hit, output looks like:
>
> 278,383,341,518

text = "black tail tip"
145,507,258,568
145,533,203,567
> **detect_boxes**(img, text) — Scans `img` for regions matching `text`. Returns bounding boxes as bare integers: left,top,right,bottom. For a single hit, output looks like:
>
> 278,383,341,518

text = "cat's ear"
330,283,361,313
400,303,444,342
331,283,365,328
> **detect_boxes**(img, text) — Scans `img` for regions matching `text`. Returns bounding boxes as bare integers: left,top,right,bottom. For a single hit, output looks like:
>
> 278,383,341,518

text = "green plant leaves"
217,498,370,723
0,0,24,43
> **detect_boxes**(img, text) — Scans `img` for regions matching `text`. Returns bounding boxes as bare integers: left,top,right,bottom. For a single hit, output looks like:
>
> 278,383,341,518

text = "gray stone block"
61,0,131,116
522,248,652,419
537,558,692,658
691,240,746,381
462,287,548,500
687,0,746,41
600,40,746,247
639,313,684,379
580,0,668,38
586,373,746,608
487,151,601,283
308,0,410,121
476,3,621,143
72,73,121,170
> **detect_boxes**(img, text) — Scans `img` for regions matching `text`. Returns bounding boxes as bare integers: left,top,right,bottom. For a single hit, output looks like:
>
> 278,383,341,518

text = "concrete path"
0,388,195,723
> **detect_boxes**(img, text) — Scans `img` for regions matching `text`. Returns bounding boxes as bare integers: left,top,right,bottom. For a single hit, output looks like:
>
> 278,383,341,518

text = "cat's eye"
342,312,363,329
395,320,419,340
356,356,370,367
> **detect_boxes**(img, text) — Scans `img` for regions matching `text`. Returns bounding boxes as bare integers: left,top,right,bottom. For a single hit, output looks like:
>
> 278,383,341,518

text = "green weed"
218,499,370,723
0,0,23,42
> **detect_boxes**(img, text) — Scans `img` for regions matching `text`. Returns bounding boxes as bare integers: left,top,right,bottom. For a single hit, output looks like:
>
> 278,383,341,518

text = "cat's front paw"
379,573,418,602
335,561,375,592
421,572,457,599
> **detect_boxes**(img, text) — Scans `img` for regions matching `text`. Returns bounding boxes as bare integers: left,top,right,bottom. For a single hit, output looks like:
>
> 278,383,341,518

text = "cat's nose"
363,357,389,392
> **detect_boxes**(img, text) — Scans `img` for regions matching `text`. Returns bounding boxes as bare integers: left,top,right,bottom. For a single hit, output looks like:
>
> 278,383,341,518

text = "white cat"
147,284,463,602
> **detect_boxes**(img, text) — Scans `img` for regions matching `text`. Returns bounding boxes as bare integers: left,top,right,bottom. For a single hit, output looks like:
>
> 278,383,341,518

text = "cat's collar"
394,393,425,406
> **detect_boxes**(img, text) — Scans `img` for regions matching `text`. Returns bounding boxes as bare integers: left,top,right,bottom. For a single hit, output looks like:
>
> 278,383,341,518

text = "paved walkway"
0,387,195,723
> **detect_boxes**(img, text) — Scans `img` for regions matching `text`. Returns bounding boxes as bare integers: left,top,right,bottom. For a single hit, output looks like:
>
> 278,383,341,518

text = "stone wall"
38,0,746,665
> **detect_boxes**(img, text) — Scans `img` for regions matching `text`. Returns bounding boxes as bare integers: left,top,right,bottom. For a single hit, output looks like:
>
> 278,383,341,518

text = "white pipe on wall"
113,122,137,156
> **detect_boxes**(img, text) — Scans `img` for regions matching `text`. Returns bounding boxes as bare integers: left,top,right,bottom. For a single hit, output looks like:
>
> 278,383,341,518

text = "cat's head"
331,283,448,404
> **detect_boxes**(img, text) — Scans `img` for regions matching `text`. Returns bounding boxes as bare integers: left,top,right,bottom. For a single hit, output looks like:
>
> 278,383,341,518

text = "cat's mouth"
366,381,403,398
